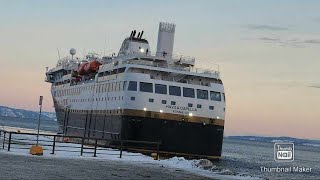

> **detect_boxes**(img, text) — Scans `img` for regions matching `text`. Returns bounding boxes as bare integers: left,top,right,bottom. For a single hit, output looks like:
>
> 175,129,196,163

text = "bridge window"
169,86,181,96
171,101,176,105
197,89,208,100
155,84,167,94
188,103,193,107
128,81,137,91
149,98,154,103
209,106,214,110
210,91,221,101
140,82,153,93
197,104,202,108
162,100,167,104
223,93,226,102
117,67,126,73
183,87,195,98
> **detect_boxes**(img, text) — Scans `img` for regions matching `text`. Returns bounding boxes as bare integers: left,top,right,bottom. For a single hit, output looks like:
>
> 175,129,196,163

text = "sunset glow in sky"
0,1,319,139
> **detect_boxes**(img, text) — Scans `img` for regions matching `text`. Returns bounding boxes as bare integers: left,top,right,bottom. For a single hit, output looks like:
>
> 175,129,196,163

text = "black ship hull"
56,107,224,158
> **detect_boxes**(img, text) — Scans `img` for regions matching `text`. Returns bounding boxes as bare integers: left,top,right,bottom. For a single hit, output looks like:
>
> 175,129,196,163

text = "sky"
0,0,319,139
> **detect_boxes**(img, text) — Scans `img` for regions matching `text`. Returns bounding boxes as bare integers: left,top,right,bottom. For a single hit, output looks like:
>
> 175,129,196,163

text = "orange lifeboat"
84,60,101,74
77,62,89,75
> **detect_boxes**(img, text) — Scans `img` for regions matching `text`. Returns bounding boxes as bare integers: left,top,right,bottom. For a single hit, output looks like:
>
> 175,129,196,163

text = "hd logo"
274,143,294,162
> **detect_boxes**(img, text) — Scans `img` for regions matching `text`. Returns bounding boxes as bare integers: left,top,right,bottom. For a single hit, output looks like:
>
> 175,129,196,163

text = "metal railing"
0,130,161,159
122,60,220,76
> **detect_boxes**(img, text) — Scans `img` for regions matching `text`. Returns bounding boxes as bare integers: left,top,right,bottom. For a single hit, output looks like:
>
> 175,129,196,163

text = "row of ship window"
128,81,225,102
53,81,225,102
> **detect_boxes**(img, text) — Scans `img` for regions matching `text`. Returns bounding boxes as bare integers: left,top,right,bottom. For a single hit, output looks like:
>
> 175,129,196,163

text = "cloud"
259,37,281,41
243,24,320,47
308,85,320,89
245,24,290,31
302,39,320,44
257,36,320,47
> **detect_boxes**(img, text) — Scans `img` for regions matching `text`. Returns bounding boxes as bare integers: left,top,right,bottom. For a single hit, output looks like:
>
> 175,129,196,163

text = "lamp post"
30,96,44,155
36,96,43,145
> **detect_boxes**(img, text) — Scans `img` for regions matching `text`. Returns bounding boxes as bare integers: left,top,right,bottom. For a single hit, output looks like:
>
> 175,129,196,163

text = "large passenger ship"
45,22,226,158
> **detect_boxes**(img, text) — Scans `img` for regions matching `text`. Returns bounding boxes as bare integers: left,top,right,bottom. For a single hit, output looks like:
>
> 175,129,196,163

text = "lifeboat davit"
84,60,102,74
77,62,89,75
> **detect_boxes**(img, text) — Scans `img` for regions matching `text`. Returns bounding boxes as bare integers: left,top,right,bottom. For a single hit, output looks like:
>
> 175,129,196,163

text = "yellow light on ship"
217,116,220,119
188,113,193,117
143,108,147,111
140,48,145,53
160,110,163,113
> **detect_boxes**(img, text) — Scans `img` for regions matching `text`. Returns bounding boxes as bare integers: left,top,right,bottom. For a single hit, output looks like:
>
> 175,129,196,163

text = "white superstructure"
46,23,225,123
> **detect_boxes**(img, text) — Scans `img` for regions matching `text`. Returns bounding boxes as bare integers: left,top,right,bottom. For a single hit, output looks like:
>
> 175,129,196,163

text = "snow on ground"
0,126,258,179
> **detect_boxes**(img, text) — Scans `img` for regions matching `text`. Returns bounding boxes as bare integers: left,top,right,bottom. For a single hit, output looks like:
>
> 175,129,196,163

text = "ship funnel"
140,31,144,39
156,22,175,58
132,30,136,38
130,31,134,37
137,32,140,39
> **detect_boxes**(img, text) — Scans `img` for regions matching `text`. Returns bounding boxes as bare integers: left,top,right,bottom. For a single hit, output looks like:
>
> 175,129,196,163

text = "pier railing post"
51,136,56,154
8,132,12,151
120,140,123,158
156,143,160,160
2,132,6,149
93,139,98,157
80,137,84,156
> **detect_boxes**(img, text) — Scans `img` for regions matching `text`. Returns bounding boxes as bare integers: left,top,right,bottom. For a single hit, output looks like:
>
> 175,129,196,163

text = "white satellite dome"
70,48,76,56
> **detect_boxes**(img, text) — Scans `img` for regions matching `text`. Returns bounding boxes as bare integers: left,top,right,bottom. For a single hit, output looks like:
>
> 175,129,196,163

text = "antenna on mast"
56,48,61,60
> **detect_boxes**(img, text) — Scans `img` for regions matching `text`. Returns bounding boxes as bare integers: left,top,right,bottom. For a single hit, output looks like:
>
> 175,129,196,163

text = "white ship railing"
122,60,220,76
52,52,219,76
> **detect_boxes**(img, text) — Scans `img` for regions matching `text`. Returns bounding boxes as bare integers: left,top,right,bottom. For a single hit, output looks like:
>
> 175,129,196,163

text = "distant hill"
0,105,56,121
226,136,320,147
